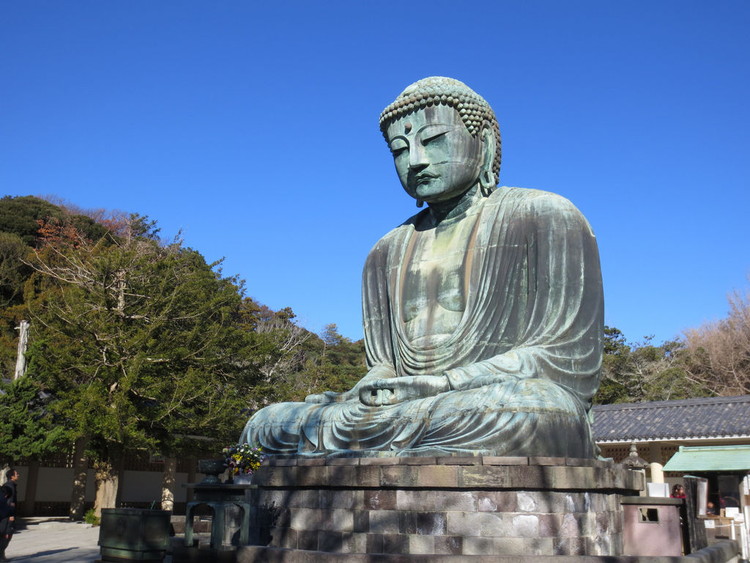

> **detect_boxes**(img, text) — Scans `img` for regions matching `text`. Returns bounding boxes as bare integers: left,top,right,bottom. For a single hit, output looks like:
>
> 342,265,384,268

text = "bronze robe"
241,187,603,457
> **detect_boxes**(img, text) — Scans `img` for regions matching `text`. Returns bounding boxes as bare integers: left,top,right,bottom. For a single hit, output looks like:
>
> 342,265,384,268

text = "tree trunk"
93,460,119,518
69,437,90,520
13,320,29,380
160,456,176,512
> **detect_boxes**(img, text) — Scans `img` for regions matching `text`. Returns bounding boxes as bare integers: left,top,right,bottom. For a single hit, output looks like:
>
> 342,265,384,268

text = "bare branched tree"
683,286,750,396
255,315,310,382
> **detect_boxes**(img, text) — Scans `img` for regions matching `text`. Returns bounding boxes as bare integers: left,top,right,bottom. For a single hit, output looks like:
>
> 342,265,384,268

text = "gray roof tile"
592,395,750,443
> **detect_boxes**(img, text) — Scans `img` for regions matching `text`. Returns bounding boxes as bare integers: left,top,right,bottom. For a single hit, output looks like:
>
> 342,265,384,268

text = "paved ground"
4,518,175,563
4,518,101,562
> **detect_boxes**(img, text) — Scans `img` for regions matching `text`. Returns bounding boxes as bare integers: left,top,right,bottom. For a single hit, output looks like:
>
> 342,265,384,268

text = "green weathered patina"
241,77,604,458
664,445,750,472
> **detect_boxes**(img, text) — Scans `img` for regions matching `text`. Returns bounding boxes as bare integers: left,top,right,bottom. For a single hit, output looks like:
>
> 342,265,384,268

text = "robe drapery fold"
241,187,603,458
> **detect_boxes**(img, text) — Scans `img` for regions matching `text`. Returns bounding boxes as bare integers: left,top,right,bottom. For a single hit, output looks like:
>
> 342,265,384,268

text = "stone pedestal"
238,456,642,559
184,483,253,549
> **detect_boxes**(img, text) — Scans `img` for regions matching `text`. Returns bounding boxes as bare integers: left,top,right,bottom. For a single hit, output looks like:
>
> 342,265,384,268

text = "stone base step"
236,540,740,563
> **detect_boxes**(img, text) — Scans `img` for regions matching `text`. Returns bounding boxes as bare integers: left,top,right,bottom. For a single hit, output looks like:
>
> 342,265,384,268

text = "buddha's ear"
479,126,496,197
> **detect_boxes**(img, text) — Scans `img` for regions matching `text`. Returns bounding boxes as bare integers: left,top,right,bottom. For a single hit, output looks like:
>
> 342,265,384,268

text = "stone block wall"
240,456,642,557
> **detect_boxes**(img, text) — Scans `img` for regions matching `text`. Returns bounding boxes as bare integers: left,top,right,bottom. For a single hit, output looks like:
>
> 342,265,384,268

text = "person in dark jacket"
0,469,19,562
0,485,14,562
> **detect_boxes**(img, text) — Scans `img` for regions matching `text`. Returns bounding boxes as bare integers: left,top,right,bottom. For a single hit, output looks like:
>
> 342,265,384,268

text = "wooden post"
186,457,196,504
684,475,708,554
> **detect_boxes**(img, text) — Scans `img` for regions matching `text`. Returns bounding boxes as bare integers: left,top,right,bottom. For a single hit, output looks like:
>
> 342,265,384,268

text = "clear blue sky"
2,1,748,344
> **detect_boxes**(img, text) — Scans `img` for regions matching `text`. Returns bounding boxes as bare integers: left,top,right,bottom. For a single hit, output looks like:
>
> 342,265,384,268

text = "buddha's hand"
304,365,397,404
304,391,347,404
359,375,450,407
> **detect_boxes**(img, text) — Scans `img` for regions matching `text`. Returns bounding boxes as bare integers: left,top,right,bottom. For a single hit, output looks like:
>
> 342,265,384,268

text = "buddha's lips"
415,173,439,184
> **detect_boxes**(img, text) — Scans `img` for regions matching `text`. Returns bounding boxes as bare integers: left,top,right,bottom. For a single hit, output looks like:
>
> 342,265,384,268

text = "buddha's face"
385,104,484,204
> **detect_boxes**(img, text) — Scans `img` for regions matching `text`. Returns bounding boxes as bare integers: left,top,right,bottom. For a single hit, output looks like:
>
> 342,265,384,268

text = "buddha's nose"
408,145,428,170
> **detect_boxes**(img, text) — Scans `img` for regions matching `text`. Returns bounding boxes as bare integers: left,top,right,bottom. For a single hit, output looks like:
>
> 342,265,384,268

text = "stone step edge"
235,539,740,563
261,455,615,468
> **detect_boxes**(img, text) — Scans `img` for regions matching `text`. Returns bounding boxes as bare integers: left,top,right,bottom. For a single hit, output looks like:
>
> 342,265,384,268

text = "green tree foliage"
594,326,708,404
0,196,121,378
595,327,631,404
277,325,364,403
0,232,32,308
244,301,312,406
0,194,370,511
0,195,111,247
23,218,261,469
0,196,63,246
243,315,365,407
0,232,33,376
308,324,364,395
0,376,68,464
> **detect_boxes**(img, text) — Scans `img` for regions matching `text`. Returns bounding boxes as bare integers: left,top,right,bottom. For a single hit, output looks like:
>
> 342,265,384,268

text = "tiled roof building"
591,395,750,465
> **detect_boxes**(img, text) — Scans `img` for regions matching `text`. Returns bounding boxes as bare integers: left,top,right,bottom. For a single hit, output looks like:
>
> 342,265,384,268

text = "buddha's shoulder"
368,209,429,252
491,188,595,239
490,187,580,213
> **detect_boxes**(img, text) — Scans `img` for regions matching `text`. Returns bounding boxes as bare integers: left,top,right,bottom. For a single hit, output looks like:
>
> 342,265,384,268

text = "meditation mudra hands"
359,375,451,406
305,372,451,406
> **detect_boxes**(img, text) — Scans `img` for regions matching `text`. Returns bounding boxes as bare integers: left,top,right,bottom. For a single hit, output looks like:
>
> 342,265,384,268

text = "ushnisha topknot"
379,76,501,186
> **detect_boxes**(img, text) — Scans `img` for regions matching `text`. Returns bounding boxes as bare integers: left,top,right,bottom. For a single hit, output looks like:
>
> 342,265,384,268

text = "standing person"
0,485,14,562
670,484,686,499
2,470,17,513
0,470,18,562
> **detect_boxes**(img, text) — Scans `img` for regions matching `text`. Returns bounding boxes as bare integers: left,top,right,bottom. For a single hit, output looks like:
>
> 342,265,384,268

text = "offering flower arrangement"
222,442,265,475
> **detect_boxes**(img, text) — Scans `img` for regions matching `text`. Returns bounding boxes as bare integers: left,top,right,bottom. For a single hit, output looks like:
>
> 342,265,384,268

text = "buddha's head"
379,77,501,206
